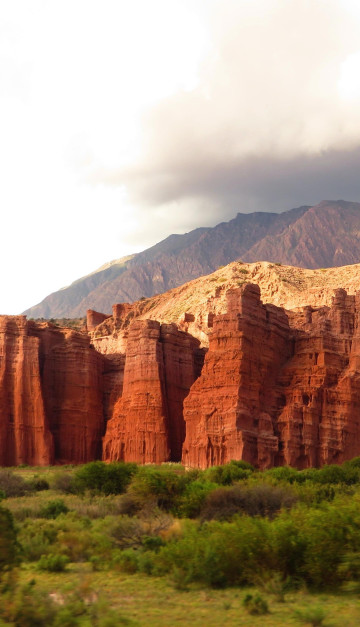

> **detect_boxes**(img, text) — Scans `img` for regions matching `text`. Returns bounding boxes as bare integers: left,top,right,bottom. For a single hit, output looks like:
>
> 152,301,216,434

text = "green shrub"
74,461,137,495
37,553,70,572
242,593,269,615
129,466,192,511
19,519,58,561
203,460,254,485
26,477,50,492
200,483,297,521
52,470,75,493
39,499,69,519
294,605,327,626
0,506,20,576
0,581,57,626
178,480,218,518
0,468,29,497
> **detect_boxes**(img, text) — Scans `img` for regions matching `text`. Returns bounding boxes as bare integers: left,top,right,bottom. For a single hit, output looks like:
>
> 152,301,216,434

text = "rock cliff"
102,321,204,463
0,317,105,465
5,279,360,469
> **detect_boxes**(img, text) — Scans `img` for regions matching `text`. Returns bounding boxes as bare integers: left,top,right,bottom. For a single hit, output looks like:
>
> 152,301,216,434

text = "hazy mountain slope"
24,200,360,318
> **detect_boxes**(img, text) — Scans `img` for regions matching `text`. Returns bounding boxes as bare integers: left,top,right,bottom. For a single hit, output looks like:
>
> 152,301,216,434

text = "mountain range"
24,199,360,319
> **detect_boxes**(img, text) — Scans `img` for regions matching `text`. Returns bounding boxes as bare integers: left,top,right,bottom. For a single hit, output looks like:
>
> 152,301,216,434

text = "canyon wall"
102,321,203,463
4,282,360,468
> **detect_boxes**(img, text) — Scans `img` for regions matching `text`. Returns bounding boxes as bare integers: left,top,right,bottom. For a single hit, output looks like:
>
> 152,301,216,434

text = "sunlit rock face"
182,285,360,469
181,285,291,469
4,282,360,469
102,320,204,464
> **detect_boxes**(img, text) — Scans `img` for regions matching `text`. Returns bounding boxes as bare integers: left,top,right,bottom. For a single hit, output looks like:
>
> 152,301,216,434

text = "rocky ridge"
24,200,360,319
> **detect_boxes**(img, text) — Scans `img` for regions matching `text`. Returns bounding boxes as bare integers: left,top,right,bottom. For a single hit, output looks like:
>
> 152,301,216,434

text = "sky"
2,0,360,314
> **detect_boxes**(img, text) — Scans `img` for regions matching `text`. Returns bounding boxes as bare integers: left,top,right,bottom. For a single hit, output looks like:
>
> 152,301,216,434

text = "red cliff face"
33,324,105,464
102,320,204,464
0,316,53,466
276,289,360,468
0,317,106,465
181,285,291,469
4,282,360,470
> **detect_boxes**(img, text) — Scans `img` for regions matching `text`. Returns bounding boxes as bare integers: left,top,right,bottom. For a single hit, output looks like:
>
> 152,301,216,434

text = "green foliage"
39,499,69,519
242,593,269,615
177,480,218,518
294,605,327,626
203,460,254,485
200,483,297,521
37,553,70,572
0,468,29,497
26,477,49,492
0,506,20,576
74,461,138,495
129,466,194,511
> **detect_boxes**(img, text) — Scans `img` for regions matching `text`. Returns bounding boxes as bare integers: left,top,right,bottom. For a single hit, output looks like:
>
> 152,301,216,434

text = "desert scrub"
73,461,138,495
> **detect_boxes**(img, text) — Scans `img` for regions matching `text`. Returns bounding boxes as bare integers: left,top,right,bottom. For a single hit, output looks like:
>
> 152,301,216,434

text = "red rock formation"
86,310,111,332
0,317,106,465
182,285,291,469
102,320,203,464
276,289,360,468
0,316,53,466
34,324,105,463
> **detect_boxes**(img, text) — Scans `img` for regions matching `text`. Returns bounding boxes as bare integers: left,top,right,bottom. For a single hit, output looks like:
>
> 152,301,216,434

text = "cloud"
91,0,360,219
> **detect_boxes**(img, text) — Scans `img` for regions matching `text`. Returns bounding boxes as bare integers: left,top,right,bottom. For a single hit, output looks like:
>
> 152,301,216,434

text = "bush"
200,483,297,521
177,480,218,518
129,467,192,511
0,506,20,576
26,477,50,492
37,553,70,572
52,470,75,493
0,468,29,497
73,461,138,495
203,461,254,485
242,593,269,615
39,499,69,519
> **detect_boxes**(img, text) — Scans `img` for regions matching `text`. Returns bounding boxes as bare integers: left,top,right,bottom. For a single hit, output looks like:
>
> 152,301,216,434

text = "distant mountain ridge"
24,200,360,318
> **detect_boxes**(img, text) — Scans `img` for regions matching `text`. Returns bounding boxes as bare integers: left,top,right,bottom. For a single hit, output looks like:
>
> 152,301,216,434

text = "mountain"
89,259,360,351
24,199,360,318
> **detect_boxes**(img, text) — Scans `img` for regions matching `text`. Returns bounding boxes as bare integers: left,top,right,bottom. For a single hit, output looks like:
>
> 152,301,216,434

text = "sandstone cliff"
102,321,204,464
5,278,360,469
0,317,106,465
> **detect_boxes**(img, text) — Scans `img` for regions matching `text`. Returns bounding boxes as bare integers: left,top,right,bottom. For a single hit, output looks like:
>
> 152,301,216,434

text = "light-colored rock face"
90,260,360,351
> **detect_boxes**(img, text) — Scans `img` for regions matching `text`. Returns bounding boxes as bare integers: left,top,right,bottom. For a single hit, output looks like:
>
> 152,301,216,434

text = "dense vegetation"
2,459,360,625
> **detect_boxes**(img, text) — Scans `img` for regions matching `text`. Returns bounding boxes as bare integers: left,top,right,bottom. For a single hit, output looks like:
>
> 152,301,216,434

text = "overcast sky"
2,0,360,314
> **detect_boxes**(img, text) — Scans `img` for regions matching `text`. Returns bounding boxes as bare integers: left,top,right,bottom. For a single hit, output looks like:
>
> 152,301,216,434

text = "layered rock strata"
0,318,105,465
4,281,360,469
181,285,291,469
102,321,204,463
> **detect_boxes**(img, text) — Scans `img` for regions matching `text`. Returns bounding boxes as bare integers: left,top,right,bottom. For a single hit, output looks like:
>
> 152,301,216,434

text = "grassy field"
2,461,360,625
